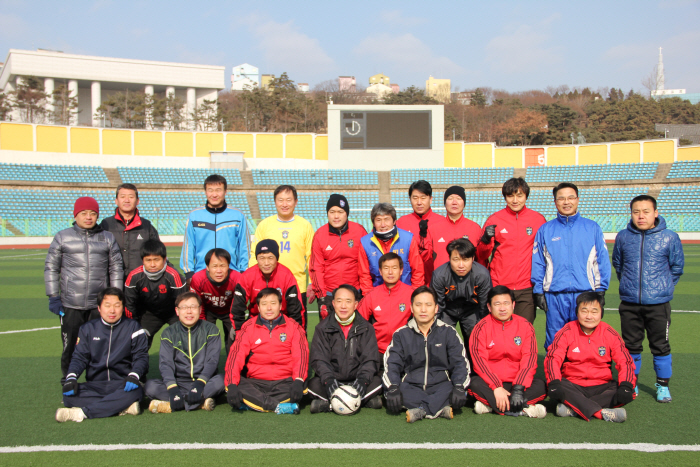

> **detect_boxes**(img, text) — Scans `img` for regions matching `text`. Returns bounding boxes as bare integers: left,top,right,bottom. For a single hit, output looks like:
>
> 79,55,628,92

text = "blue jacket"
612,216,684,305
360,228,413,287
67,317,149,383
531,212,610,294
180,202,250,277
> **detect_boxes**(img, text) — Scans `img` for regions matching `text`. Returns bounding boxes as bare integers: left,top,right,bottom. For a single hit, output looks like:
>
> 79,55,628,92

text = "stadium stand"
0,163,109,184
657,186,700,231
390,168,513,185
118,167,243,186
252,169,378,186
526,163,658,182
667,160,700,179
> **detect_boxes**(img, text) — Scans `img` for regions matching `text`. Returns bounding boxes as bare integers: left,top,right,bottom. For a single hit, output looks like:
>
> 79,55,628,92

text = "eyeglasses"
556,196,578,202
177,305,200,311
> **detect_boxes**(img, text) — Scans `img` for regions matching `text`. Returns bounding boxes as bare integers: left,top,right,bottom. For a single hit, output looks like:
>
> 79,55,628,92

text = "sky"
1,0,699,94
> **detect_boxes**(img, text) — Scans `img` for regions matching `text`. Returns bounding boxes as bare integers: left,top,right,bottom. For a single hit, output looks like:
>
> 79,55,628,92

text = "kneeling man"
308,284,383,413
56,287,148,422
225,288,308,414
545,292,636,423
383,286,470,423
145,292,225,413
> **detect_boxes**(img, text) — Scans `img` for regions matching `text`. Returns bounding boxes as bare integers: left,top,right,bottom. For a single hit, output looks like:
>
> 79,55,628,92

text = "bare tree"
642,65,660,96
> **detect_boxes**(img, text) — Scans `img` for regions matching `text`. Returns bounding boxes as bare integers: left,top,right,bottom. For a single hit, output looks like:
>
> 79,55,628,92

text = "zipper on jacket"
638,231,646,304
106,325,113,381
84,229,90,309
423,335,429,391
188,327,194,380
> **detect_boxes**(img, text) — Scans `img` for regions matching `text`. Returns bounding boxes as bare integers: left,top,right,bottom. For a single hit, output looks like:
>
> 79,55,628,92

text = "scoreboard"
340,111,432,150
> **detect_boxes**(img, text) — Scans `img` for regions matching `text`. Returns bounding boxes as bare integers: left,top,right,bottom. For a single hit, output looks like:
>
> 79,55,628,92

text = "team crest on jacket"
526,227,533,236
280,333,287,342
399,303,406,312
514,336,522,346
598,346,606,356
282,231,289,239
348,239,354,248
225,290,232,296
158,284,167,294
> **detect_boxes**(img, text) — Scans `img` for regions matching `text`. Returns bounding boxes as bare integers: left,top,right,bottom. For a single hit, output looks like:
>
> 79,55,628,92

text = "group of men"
46,172,684,423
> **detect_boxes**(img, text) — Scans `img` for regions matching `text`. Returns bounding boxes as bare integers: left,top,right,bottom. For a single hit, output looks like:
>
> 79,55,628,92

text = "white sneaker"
202,398,216,411
522,404,547,419
601,408,627,423
473,400,493,415
555,403,575,417
118,401,142,416
56,407,85,423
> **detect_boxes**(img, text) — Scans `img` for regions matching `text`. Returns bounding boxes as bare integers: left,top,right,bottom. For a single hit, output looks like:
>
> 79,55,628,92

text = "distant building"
369,73,390,87
231,63,259,90
298,83,309,93
261,74,274,90
452,91,475,105
426,76,451,103
390,83,400,94
655,124,700,145
649,47,699,104
366,83,392,100
338,76,356,93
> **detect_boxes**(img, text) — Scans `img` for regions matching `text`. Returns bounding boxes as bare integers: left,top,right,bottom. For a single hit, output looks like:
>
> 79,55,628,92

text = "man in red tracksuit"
396,180,446,285
190,248,242,353
476,178,546,324
433,186,482,269
225,288,308,413
545,292,636,423
358,253,414,355
309,194,368,319
230,239,305,331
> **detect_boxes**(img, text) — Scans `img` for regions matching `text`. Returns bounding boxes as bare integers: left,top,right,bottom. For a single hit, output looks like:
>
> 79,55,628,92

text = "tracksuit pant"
205,310,235,354
399,380,453,418
144,375,225,411
441,311,479,363
139,311,178,349
307,375,383,403
468,377,547,414
63,380,143,419
60,307,99,382
513,287,536,324
619,301,672,381
548,379,634,421
544,292,580,349
238,377,302,412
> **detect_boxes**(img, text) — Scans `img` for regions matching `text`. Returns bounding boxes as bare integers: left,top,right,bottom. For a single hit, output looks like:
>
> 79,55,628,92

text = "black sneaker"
310,399,331,414
364,396,383,409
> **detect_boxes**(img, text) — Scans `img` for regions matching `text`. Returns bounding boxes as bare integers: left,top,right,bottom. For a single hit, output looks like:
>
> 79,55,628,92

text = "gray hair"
370,203,397,223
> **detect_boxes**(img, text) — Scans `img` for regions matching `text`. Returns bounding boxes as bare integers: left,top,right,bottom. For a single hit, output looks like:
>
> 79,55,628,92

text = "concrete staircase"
246,192,261,219
102,168,122,186
513,168,527,179
378,171,391,204
654,163,672,180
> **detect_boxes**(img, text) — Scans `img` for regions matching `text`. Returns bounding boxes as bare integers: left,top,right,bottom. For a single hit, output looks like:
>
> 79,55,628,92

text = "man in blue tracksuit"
181,174,250,280
612,195,684,403
531,182,610,349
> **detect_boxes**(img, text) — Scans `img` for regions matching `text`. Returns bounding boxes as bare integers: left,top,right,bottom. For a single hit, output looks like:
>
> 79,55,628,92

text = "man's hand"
547,379,562,399
228,327,236,344
324,378,340,399
534,293,548,312
62,378,78,397
494,386,511,413
385,385,403,414
616,381,634,405
418,219,429,239
186,380,205,405
351,379,368,398
168,386,185,411
227,384,242,408
307,288,316,304
509,384,527,412
480,225,496,244
290,379,305,404
450,384,467,410
319,304,328,320
49,296,64,317
124,375,139,392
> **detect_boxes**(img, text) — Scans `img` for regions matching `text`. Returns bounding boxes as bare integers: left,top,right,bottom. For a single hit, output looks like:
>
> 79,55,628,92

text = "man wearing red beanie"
45,196,124,383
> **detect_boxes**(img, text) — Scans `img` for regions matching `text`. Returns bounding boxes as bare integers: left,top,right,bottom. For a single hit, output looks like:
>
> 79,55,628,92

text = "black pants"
63,379,143,419
619,301,671,356
513,287,536,324
468,376,547,414
205,310,234,354
307,375,383,403
139,311,178,349
400,380,454,417
549,379,634,420
238,377,299,412
144,375,225,411
441,312,479,363
60,307,99,381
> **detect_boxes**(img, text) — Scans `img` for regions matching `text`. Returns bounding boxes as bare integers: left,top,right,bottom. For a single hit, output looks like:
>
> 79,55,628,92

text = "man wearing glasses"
531,182,610,349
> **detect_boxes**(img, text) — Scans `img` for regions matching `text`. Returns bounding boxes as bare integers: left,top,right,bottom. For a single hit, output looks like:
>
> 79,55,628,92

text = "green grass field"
1,245,699,465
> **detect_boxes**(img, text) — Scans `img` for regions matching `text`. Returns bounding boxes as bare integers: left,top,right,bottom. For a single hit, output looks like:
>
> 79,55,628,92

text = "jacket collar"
381,281,404,295
411,208,433,220
257,264,279,282
324,312,367,334
328,222,349,236
207,269,231,286
72,223,104,235
487,313,513,327
206,201,227,214
626,215,666,235
407,317,437,335
113,208,143,231
556,211,580,225
256,314,285,332
178,319,202,332
100,317,122,327
505,205,529,217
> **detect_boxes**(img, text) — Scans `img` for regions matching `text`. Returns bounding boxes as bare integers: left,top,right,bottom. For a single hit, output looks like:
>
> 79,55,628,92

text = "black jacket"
383,318,470,390
67,316,149,382
430,261,492,321
100,209,159,274
124,262,186,320
159,320,221,387
310,312,380,384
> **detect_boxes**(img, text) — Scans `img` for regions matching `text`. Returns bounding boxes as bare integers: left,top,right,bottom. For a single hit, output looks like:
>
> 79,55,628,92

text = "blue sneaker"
655,384,672,403
634,385,638,395
275,403,300,414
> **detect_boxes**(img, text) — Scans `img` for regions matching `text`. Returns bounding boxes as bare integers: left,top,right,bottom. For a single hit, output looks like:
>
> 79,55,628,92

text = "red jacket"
190,268,242,319
469,314,538,390
309,221,367,300
357,281,413,354
358,233,424,297
396,209,446,285
544,321,636,387
224,315,309,386
229,263,305,331
476,206,546,290
433,215,482,268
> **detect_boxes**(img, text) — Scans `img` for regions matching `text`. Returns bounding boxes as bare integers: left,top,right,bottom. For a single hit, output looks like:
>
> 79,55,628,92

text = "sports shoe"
473,400,492,415
655,383,672,403
406,407,427,423
522,404,547,419
555,403,575,417
601,408,627,423
634,385,639,395
275,402,300,414
55,407,86,423
118,401,142,416
202,398,216,412
310,399,331,414
148,400,170,414
364,395,383,409
437,406,453,420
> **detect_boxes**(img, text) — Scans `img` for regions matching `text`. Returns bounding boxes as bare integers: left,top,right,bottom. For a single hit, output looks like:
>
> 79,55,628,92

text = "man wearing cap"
45,196,124,382
433,186,482,269
230,239,306,331
309,194,368,319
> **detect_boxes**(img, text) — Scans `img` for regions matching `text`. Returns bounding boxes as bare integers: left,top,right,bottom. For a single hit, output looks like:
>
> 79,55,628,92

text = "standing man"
396,180,446,285
250,185,314,326
433,186,481,269
531,182,611,349
100,183,159,275
45,196,123,382
181,174,249,281
358,203,424,296
477,178,546,324
309,194,368,319
612,195,684,403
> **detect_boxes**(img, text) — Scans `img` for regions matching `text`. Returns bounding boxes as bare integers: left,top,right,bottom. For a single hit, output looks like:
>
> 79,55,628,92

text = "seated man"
124,239,186,348
225,288,308,414
56,287,148,422
190,248,242,353
146,292,225,413
358,253,414,357
545,292,636,423
308,284,383,414
468,285,547,418
383,286,470,423
230,240,305,331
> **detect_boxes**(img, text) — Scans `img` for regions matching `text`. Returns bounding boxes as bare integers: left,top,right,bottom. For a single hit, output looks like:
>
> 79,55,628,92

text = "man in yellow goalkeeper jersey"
250,185,314,331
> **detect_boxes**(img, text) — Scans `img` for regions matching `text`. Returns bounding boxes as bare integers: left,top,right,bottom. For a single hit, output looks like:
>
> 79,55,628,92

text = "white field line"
0,326,60,335
0,253,46,259
604,308,699,313
1,442,699,453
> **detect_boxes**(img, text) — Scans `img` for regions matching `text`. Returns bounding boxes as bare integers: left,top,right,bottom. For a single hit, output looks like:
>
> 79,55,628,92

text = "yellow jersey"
250,215,314,293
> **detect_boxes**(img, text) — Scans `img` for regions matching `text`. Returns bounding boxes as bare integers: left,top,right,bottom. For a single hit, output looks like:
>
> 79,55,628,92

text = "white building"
231,63,259,91
0,49,225,127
